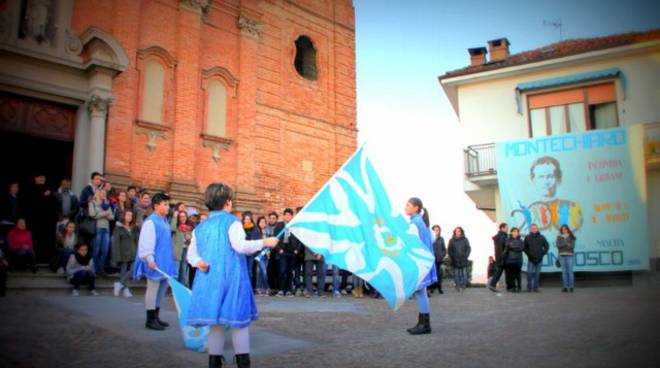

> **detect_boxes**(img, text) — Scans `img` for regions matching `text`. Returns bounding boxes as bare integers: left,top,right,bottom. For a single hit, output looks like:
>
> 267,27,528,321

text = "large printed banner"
496,126,649,271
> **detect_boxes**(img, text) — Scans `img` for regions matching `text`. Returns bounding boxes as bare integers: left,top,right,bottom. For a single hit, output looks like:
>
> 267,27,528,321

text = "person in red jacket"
7,218,37,272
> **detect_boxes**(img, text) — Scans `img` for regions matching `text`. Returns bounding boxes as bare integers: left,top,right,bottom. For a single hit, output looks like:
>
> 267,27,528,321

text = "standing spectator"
79,172,103,215
112,210,138,298
524,224,549,292
134,193,177,331
292,207,306,296
171,210,192,286
187,208,201,227
66,243,97,296
488,223,509,292
114,190,132,225
303,244,326,298
0,245,7,296
55,221,78,274
557,224,576,293
54,179,79,222
254,216,271,296
89,189,113,275
430,224,446,294
78,173,103,245
275,208,295,297
242,212,258,287
7,218,36,272
447,226,470,292
353,274,365,298
331,265,348,298
0,182,21,235
134,192,152,229
25,174,57,263
266,212,280,292
503,227,524,292
127,186,139,207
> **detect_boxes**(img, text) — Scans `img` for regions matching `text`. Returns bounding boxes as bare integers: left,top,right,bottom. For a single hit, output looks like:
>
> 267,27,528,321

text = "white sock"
231,327,250,354
208,325,226,356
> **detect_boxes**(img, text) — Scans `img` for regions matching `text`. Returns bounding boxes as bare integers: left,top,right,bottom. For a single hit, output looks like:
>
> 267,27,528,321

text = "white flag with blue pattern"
288,146,434,310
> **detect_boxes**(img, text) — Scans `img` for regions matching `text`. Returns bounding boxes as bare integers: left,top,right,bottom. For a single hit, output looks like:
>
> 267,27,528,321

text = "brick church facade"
0,0,357,213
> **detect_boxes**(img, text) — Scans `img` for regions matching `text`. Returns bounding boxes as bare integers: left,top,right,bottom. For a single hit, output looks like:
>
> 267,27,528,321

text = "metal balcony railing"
464,143,496,177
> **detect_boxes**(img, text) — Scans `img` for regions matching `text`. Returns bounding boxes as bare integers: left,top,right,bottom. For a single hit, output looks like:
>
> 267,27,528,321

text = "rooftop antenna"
543,18,563,41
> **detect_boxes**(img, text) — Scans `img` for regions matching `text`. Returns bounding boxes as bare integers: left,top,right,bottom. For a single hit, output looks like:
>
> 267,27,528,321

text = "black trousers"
0,265,6,296
504,262,522,290
489,264,504,288
430,261,443,292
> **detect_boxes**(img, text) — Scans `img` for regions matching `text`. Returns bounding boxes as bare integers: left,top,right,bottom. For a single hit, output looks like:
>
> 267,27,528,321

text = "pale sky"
353,0,660,280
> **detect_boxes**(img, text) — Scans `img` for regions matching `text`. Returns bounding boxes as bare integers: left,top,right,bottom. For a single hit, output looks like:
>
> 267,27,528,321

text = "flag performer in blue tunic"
133,192,178,331
404,197,437,335
186,183,278,368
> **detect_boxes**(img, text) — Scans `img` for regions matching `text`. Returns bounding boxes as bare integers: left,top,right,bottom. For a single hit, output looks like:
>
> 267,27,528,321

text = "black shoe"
408,313,431,335
155,307,169,327
562,288,568,293
488,285,498,293
406,313,423,333
569,288,574,293
235,353,250,368
438,289,443,294
209,355,224,368
145,310,165,330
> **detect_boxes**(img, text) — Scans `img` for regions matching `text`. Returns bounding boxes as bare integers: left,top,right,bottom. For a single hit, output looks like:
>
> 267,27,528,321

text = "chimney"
488,38,510,62
468,47,488,66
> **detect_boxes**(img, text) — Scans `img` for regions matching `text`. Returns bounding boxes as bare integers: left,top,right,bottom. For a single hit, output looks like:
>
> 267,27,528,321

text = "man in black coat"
24,174,57,263
0,182,21,236
523,224,549,292
488,223,508,292
430,225,446,294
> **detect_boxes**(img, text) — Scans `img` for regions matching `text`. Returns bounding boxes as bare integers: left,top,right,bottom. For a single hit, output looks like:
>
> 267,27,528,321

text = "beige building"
439,30,660,276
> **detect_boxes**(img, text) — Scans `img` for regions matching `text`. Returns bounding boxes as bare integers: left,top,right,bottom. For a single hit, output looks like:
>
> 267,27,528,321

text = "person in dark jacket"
556,224,576,292
430,225,446,294
24,174,57,263
504,228,524,292
275,208,296,296
523,224,549,292
447,227,470,292
242,212,259,287
488,223,508,292
55,179,79,222
0,182,22,235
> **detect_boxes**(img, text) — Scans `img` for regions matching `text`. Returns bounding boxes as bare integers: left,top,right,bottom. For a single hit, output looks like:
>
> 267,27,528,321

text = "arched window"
141,61,165,124
294,36,317,81
206,80,227,137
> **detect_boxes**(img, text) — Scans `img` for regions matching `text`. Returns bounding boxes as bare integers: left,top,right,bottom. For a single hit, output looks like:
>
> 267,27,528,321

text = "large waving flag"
288,146,434,310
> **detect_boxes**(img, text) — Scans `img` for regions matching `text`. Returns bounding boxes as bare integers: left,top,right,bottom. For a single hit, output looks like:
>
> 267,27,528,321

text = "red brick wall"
73,0,357,213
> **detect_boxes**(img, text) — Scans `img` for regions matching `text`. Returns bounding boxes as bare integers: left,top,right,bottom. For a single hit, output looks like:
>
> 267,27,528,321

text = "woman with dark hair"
111,210,138,297
172,210,193,286
186,183,278,367
448,226,471,293
404,197,437,335
254,216,271,296
503,227,524,292
556,224,576,292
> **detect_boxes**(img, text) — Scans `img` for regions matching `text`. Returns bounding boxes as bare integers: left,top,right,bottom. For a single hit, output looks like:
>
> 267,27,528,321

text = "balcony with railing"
464,143,496,179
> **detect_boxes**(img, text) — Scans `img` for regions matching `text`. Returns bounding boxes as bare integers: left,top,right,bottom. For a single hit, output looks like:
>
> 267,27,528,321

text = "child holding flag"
186,183,278,368
405,197,437,335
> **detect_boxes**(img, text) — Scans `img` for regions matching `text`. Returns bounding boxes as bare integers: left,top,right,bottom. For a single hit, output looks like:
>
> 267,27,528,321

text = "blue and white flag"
157,269,209,352
288,146,434,310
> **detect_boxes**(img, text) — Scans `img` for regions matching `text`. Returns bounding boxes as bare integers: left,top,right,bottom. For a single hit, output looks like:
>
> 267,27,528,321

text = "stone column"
235,14,262,211
86,94,112,177
169,0,208,203
72,104,90,195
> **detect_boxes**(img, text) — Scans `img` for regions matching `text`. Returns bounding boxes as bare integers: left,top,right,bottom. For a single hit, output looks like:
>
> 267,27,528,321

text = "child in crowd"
66,243,98,296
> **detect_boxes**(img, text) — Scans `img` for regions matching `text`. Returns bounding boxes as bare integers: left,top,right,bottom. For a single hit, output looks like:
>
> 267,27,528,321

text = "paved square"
1,287,658,368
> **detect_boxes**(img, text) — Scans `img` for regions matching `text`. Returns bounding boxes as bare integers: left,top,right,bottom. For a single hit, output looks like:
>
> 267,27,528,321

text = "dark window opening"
294,36,318,81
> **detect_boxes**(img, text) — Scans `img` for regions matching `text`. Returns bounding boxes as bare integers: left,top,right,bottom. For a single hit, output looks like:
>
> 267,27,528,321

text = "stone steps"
5,264,147,296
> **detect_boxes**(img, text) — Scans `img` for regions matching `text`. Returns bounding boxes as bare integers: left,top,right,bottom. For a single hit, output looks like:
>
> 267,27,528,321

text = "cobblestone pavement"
1,287,659,368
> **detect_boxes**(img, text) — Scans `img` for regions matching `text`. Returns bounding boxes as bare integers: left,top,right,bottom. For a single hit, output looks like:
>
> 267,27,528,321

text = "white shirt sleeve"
137,220,156,263
229,221,264,255
187,231,200,267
